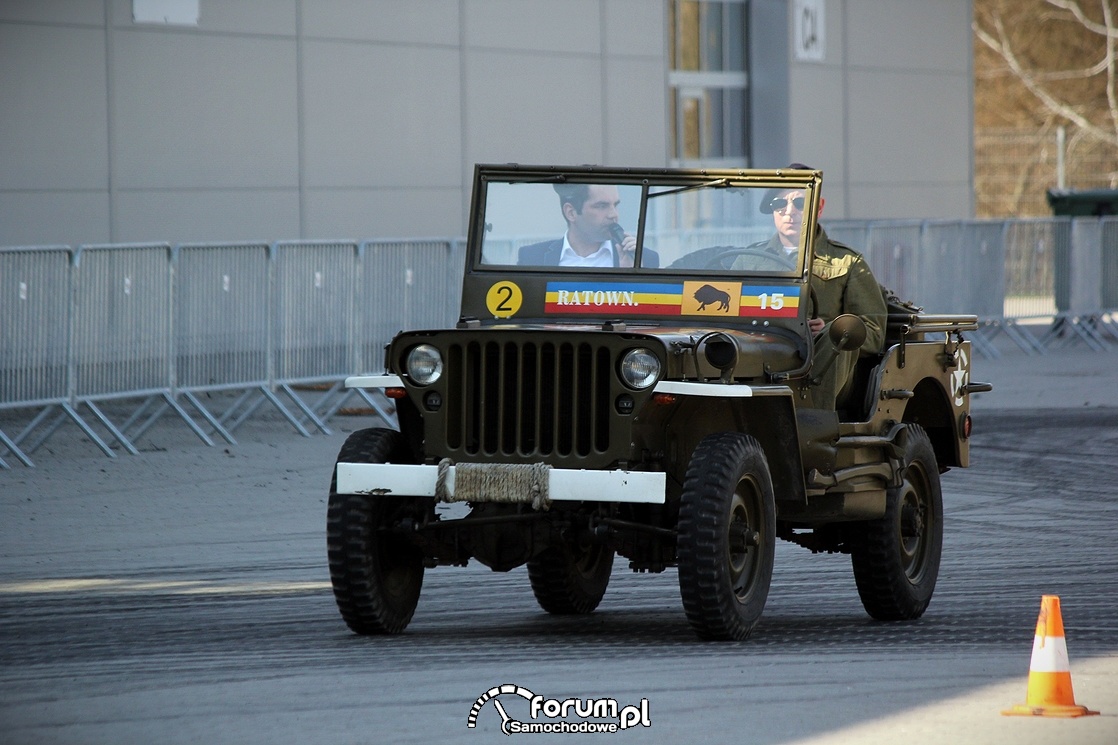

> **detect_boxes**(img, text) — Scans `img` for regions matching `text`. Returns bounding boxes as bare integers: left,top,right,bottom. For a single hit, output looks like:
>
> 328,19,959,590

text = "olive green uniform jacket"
808,226,887,409
731,227,887,410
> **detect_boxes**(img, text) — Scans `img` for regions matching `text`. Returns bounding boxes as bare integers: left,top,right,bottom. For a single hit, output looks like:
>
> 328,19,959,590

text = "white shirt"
558,234,615,267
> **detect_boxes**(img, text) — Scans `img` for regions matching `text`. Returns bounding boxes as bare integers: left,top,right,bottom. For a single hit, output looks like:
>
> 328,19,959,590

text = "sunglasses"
768,196,805,212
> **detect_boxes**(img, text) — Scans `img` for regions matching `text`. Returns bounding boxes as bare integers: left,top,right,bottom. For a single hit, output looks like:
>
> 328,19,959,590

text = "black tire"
527,540,614,615
849,424,942,620
326,428,425,634
677,433,776,641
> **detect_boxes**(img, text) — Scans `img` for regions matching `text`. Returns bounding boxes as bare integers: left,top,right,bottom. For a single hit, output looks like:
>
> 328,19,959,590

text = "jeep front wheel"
326,428,426,634
849,424,942,620
527,539,614,614
677,433,776,641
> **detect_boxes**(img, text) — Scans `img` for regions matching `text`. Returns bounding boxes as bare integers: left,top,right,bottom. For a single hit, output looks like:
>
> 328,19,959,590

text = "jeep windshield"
474,167,820,278
461,165,820,326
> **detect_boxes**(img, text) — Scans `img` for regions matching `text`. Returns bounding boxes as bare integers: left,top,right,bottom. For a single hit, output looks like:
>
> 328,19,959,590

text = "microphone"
608,223,626,247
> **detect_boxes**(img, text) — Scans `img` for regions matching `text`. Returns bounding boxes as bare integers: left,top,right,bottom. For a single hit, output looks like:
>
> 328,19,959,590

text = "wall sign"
133,0,199,26
793,0,825,62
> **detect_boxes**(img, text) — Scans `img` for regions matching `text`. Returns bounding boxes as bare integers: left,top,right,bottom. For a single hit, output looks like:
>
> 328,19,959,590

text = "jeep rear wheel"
528,539,614,614
849,424,942,620
326,428,426,634
677,433,776,641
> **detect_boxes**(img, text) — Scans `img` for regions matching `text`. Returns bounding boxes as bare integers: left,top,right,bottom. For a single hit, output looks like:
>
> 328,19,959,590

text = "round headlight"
620,348,661,390
406,344,443,385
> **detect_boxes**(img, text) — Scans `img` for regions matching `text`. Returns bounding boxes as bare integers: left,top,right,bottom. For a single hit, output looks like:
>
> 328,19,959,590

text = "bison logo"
692,284,731,312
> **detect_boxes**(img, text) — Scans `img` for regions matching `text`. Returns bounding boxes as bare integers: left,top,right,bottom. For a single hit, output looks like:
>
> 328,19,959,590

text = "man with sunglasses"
754,165,887,411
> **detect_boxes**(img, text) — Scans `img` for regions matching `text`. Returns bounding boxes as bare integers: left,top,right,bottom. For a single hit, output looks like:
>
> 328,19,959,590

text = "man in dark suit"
518,183,659,268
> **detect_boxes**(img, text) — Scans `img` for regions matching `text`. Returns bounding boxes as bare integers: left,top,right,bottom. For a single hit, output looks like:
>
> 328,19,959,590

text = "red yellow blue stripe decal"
544,282,799,318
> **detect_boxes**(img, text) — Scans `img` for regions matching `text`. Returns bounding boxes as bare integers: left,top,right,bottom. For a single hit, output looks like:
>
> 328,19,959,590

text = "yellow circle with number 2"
486,281,523,318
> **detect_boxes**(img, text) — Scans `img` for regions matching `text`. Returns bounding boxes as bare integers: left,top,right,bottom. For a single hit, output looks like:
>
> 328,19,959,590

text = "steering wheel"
706,247,796,271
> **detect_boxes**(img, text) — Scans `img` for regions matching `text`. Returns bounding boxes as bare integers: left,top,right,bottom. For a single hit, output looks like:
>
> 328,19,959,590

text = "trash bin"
1046,188,1118,216
1046,189,1118,310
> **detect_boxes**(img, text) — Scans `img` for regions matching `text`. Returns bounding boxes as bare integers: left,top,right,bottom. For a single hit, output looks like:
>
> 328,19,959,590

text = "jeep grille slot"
445,339,612,458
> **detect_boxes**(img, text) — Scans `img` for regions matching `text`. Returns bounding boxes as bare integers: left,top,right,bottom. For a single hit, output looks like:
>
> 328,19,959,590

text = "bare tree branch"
1044,0,1118,38
974,14,1118,146
1102,0,1118,135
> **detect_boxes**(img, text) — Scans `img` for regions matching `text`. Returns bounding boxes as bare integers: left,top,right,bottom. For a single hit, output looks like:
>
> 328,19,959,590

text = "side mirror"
828,314,867,352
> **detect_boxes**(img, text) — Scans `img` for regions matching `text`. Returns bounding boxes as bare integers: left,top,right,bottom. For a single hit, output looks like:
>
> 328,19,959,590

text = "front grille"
444,339,613,458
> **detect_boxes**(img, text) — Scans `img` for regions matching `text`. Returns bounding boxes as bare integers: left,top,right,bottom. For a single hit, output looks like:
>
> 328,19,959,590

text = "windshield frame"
470,165,821,280
460,164,822,327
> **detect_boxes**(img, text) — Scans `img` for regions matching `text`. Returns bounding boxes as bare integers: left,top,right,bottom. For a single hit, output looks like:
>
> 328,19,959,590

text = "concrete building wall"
777,0,974,219
0,0,970,246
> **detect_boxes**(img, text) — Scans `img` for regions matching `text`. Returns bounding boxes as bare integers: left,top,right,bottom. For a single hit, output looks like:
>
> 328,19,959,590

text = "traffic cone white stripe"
1028,634,1071,674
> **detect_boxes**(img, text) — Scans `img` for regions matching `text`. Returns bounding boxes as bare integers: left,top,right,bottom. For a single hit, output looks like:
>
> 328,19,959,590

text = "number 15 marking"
758,293,785,310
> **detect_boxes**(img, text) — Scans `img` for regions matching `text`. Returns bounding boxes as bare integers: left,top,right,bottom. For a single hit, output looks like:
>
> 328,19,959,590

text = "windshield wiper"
647,178,732,198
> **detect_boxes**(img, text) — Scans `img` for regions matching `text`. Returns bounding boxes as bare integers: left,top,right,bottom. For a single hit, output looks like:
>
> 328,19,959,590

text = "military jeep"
327,164,990,641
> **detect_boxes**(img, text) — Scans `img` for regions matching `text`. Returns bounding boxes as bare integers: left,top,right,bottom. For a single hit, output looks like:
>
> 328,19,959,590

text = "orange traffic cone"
1002,595,1099,717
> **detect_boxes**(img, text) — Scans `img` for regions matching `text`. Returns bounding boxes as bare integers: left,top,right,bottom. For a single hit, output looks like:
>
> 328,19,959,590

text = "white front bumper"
335,462,665,504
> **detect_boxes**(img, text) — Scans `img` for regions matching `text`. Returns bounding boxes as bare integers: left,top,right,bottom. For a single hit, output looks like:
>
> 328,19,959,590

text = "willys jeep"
327,164,990,641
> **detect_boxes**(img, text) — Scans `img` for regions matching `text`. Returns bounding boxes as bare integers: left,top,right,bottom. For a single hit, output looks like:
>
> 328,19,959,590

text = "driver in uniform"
734,166,887,410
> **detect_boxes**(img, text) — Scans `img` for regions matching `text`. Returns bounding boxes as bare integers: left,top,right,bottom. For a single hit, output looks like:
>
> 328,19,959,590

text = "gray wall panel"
112,188,299,242
789,0,972,218
464,50,604,166
112,30,298,189
847,0,969,72
464,0,601,54
109,0,296,36
0,1,104,25
850,183,971,220
301,0,459,45
302,40,461,187
0,192,110,246
304,187,463,240
0,24,108,189
847,69,971,184
787,66,845,169
0,0,976,245
604,0,666,56
604,56,667,165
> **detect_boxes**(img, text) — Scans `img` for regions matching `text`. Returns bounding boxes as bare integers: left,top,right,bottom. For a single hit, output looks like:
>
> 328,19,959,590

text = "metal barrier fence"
0,246,72,467
0,239,464,466
1,222,1113,467
174,242,272,442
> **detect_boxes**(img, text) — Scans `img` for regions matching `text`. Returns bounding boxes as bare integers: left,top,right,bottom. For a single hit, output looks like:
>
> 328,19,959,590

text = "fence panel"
173,243,274,441
864,221,924,303
360,240,412,371
72,243,174,399
273,241,358,383
175,243,271,390
271,241,360,434
1002,219,1069,318
67,243,219,452
0,246,71,408
915,221,965,313
918,221,1006,316
0,246,72,467
346,239,465,425
821,220,870,257
956,221,1007,319
1102,217,1118,310
1102,218,1118,340
359,239,465,371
